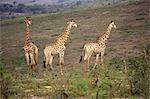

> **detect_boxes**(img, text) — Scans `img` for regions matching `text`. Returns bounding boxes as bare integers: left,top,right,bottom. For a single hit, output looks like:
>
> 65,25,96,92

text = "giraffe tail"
43,49,47,68
43,60,46,68
43,47,51,68
79,47,85,63
79,56,83,63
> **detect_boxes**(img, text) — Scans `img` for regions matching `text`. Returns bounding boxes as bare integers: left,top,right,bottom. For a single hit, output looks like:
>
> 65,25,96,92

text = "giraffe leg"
44,47,51,69
49,55,54,70
44,51,50,69
87,51,92,71
25,53,30,68
83,51,92,72
100,49,105,67
30,53,36,71
45,55,49,69
83,52,88,73
86,58,90,72
93,53,100,70
59,52,64,75
34,53,38,73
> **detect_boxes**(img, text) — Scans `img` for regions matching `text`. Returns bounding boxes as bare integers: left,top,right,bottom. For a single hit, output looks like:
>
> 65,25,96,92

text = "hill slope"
0,0,138,5
1,0,149,68
0,0,140,19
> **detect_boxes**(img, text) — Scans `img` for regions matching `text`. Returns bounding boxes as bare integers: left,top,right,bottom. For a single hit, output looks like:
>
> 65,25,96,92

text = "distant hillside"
0,0,140,19
1,0,55,5
1,0,140,6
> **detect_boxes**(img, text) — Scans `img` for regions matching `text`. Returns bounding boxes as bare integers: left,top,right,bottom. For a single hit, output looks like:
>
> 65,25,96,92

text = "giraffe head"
24,17,32,26
67,19,77,28
109,21,116,29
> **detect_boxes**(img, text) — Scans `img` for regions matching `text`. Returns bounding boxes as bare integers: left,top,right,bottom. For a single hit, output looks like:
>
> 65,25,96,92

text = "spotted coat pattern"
23,17,38,70
80,21,116,72
24,29,36,53
44,20,77,74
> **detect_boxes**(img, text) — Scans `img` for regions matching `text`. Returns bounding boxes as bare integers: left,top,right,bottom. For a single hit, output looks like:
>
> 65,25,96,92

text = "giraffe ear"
70,19,74,22
110,20,114,23
24,19,27,24
25,17,29,20
25,16,31,21
24,17,28,23
67,19,74,24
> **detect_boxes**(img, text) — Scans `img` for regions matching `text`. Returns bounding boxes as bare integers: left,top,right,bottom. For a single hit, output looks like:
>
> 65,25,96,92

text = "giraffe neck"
24,25,32,45
96,25,112,44
56,23,72,44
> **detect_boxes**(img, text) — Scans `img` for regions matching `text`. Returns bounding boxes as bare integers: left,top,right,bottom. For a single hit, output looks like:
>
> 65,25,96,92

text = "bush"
0,65,16,99
128,46,149,96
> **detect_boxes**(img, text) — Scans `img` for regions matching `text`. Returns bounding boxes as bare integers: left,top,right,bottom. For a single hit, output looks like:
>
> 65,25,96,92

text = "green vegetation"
1,46,149,98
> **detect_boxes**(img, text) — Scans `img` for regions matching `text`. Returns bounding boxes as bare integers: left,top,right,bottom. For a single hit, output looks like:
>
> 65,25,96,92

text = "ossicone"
70,19,74,22
110,20,114,23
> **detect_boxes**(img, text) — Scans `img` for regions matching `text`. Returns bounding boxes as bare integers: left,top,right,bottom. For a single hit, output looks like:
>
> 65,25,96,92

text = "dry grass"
1,0,149,69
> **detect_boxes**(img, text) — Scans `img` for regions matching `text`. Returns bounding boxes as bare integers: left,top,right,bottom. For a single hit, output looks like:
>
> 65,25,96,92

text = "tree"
76,1,82,6
13,1,17,6
16,4,25,13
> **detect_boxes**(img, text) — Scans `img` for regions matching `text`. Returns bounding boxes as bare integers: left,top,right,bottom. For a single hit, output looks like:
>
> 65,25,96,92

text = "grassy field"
0,0,150,98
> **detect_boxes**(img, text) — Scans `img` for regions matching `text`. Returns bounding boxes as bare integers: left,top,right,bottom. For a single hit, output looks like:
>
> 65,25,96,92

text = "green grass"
1,48,149,98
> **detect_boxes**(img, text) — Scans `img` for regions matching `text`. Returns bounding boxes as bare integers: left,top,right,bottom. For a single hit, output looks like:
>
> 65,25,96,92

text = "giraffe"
79,21,116,72
23,17,39,71
43,19,77,75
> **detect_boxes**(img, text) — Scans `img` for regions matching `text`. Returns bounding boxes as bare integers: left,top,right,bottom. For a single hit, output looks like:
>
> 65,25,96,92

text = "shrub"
128,46,149,96
0,65,16,98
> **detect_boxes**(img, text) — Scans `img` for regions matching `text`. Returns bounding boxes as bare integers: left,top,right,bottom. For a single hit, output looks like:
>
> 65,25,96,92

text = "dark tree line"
0,0,84,15
0,3,47,14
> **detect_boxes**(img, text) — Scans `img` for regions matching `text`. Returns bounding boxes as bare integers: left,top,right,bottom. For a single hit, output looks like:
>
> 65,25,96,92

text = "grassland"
0,0,150,98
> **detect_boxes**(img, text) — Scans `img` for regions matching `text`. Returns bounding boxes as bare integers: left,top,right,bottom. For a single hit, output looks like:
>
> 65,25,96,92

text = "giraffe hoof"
87,69,90,72
60,71,63,75
48,68,51,71
50,67,54,71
